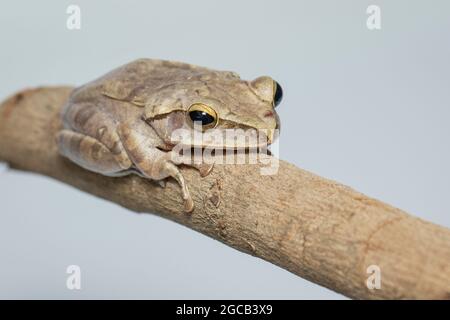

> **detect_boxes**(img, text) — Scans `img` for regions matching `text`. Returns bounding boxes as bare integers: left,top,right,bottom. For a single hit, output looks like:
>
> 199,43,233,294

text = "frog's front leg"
118,120,194,213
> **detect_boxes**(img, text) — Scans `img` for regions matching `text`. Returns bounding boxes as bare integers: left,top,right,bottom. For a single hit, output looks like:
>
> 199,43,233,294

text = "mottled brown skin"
57,59,280,212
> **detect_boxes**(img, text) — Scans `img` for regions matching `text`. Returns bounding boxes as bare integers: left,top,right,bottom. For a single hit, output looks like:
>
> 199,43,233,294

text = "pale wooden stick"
1,87,449,299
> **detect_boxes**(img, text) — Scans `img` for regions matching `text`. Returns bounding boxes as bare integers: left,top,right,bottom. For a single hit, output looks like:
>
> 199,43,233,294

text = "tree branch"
1,87,449,299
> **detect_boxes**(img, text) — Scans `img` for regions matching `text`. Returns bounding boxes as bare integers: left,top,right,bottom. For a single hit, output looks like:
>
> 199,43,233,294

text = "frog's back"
61,58,241,133
69,59,215,104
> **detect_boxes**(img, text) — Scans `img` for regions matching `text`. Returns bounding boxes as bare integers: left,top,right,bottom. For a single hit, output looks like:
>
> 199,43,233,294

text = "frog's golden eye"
187,103,218,129
273,81,283,107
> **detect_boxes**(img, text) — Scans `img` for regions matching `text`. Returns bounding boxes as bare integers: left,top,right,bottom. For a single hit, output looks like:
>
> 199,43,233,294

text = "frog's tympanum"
57,59,282,212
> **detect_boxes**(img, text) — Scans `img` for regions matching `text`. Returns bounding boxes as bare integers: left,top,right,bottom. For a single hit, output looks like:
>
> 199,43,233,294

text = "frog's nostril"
264,110,274,118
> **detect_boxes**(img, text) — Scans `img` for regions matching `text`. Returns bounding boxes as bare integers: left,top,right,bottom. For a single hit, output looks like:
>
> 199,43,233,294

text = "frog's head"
144,71,282,150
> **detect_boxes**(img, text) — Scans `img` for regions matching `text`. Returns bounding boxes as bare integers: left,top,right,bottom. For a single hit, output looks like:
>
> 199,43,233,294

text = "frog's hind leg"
61,101,132,171
56,129,132,176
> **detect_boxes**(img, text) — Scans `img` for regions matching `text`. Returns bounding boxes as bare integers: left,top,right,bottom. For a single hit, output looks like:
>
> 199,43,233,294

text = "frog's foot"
131,159,193,213
169,152,214,177
161,161,194,213
130,158,193,213
191,162,214,177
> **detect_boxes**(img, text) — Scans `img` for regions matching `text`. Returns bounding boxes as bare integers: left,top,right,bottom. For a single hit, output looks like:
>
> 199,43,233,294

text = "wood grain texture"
1,87,449,299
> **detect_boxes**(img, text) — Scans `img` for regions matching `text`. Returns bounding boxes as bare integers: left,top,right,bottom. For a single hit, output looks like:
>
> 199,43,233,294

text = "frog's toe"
158,180,167,188
184,197,194,213
198,163,214,177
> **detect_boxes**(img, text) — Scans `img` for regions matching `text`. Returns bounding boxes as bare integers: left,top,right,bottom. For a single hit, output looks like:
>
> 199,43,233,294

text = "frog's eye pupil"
187,103,218,128
273,81,283,107
189,110,215,125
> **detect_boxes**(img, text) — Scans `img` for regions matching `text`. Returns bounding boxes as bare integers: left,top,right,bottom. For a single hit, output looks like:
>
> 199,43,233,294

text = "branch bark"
1,87,449,299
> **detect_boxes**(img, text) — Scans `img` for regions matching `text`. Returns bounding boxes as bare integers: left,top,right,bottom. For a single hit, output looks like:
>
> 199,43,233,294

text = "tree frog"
57,59,282,212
